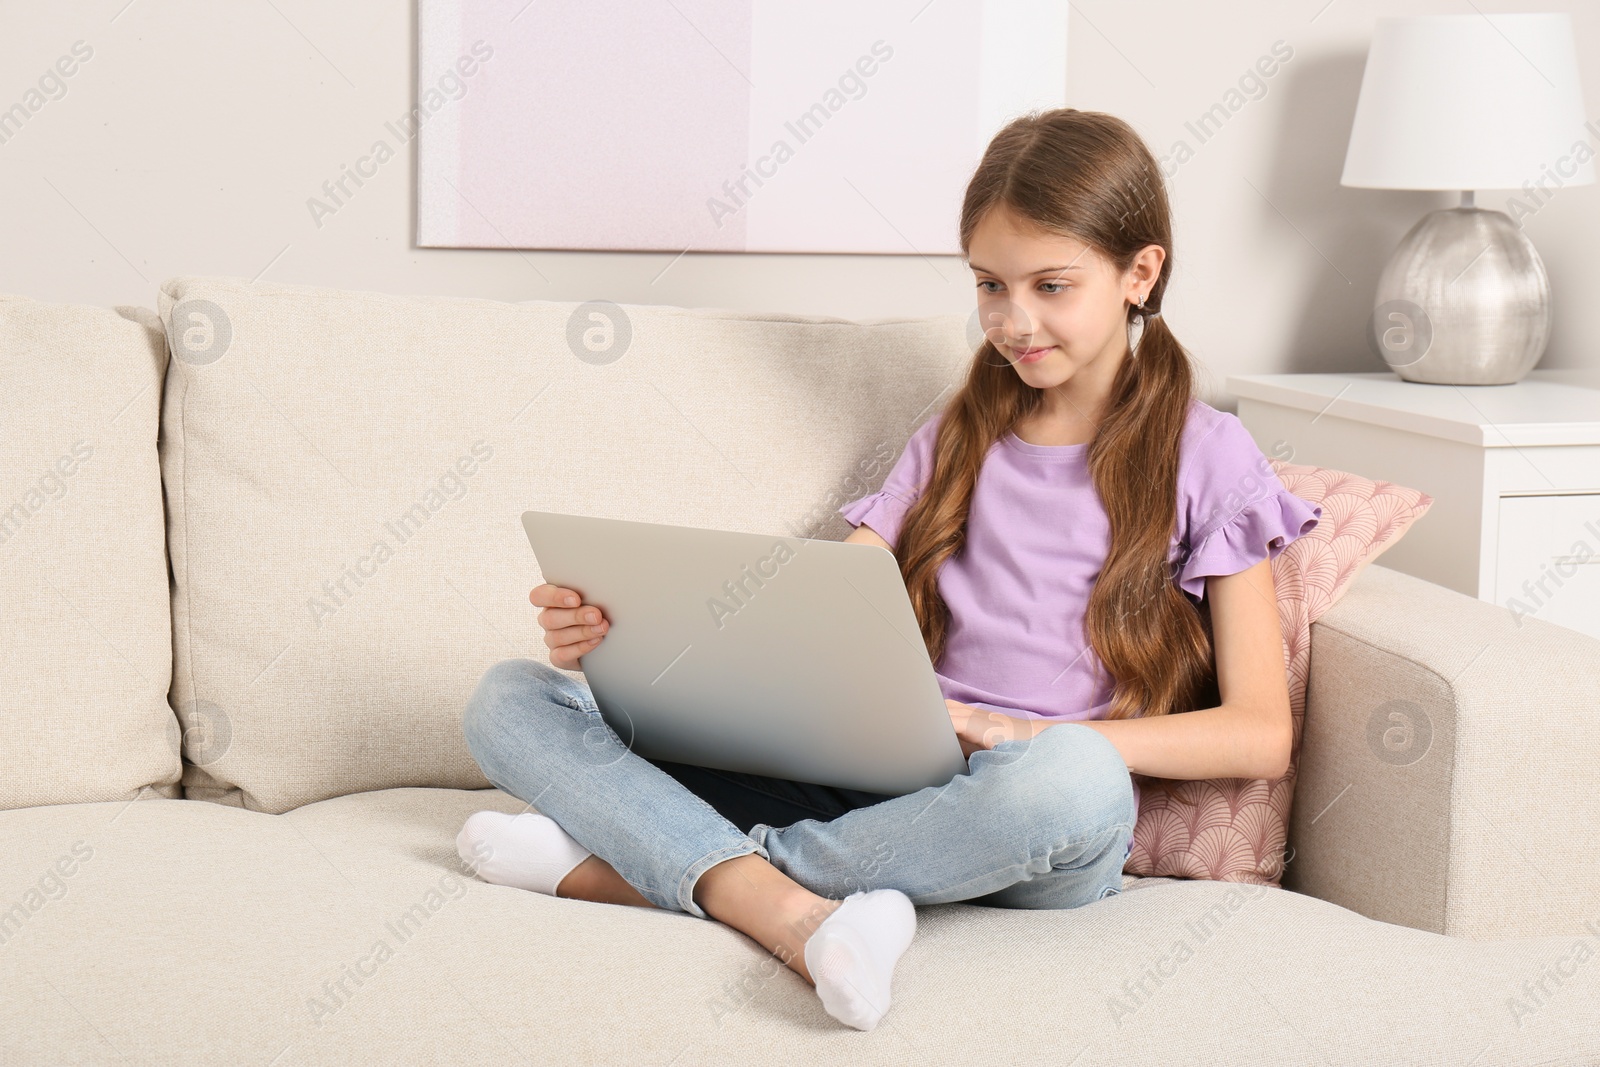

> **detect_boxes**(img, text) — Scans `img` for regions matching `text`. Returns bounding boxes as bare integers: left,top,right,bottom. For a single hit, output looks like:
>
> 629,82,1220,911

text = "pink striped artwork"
417,0,1068,254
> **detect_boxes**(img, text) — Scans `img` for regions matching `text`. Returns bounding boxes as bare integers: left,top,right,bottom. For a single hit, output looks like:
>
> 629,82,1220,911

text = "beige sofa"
3,276,1597,1065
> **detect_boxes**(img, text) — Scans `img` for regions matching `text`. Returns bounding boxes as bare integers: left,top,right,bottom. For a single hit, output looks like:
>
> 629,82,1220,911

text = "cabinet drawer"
1495,494,1600,639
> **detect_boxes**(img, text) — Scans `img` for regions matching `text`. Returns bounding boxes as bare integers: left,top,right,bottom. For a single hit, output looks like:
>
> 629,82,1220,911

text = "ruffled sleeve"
1173,412,1322,601
1175,490,1322,600
839,414,942,550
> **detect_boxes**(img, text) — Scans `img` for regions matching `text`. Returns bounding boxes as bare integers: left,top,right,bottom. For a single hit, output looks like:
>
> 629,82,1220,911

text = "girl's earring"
1132,295,1151,359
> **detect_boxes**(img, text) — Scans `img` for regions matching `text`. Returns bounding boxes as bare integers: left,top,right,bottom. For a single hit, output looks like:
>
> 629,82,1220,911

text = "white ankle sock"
803,889,917,1032
456,810,592,896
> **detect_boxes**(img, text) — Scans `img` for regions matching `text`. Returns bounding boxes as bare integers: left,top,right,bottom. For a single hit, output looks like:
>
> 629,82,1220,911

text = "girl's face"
966,205,1161,407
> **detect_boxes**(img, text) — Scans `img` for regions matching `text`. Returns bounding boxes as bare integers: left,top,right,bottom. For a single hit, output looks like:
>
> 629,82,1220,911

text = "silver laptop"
520,510,969,795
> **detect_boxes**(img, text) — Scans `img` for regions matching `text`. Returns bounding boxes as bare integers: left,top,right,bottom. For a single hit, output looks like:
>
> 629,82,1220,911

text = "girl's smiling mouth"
1013,345,1054,363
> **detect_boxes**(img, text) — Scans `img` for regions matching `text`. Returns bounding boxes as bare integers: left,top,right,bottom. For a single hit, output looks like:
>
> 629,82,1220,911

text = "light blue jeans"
461,658,1136,919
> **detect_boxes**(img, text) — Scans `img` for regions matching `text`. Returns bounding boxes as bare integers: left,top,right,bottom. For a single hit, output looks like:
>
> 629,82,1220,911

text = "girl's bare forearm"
1067,702,1289,781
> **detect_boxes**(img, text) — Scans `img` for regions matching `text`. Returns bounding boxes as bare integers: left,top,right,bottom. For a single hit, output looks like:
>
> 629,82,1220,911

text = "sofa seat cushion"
2,790,1594,1065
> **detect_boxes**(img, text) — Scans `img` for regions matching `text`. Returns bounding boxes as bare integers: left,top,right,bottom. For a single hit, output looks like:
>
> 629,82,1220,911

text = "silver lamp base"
1368,205,1551,385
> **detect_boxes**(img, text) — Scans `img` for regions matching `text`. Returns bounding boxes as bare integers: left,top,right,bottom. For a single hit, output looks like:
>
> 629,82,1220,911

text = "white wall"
1068,0,1600,390
2,0,1596,405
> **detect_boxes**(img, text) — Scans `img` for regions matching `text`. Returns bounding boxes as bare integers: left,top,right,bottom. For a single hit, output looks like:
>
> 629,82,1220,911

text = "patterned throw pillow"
1124,461,1434,885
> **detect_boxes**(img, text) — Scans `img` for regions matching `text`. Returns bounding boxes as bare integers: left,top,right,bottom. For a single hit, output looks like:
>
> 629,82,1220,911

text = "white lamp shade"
1341,13,1595,191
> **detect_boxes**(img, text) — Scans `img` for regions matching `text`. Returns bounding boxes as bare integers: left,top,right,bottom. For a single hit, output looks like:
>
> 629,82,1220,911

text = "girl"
456,108,1321,1033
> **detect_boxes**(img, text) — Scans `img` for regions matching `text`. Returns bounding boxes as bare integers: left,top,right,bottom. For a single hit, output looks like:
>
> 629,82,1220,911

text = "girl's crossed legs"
461,657,1135,912
459,659,1135,1021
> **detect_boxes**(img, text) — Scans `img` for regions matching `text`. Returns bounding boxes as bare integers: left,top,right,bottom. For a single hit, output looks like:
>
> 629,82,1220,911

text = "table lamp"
1341,12,1594,384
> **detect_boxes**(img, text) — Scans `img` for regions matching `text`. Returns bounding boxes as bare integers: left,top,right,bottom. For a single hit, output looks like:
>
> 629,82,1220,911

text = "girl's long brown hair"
899,109,1220,804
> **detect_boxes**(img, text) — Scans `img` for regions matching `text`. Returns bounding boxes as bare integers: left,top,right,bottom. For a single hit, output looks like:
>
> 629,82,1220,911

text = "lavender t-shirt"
838,396,1323,827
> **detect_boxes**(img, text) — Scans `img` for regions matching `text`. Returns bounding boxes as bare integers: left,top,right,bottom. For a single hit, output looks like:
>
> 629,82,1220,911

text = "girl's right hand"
531,583,609,671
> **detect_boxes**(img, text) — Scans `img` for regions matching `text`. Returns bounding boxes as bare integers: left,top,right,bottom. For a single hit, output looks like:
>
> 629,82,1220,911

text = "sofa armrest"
1285,563,1600,941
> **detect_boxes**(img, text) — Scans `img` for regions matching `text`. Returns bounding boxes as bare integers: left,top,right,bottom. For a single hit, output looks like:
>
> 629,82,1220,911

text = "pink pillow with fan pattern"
1124,461,1434,885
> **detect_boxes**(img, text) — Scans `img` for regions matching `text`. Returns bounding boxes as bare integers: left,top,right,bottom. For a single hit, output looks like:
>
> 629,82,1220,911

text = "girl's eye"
976,280,1069,294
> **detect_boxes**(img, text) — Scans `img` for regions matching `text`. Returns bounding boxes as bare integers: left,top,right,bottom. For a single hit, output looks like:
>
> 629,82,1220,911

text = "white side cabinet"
1228,370,1600,641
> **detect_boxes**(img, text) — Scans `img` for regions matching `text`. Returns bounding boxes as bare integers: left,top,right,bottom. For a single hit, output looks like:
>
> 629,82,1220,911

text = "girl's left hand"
946,699,1044,759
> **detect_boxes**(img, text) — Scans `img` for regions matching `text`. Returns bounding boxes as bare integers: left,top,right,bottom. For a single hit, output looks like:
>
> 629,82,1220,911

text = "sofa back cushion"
157,276,971,813
0,295,180,810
